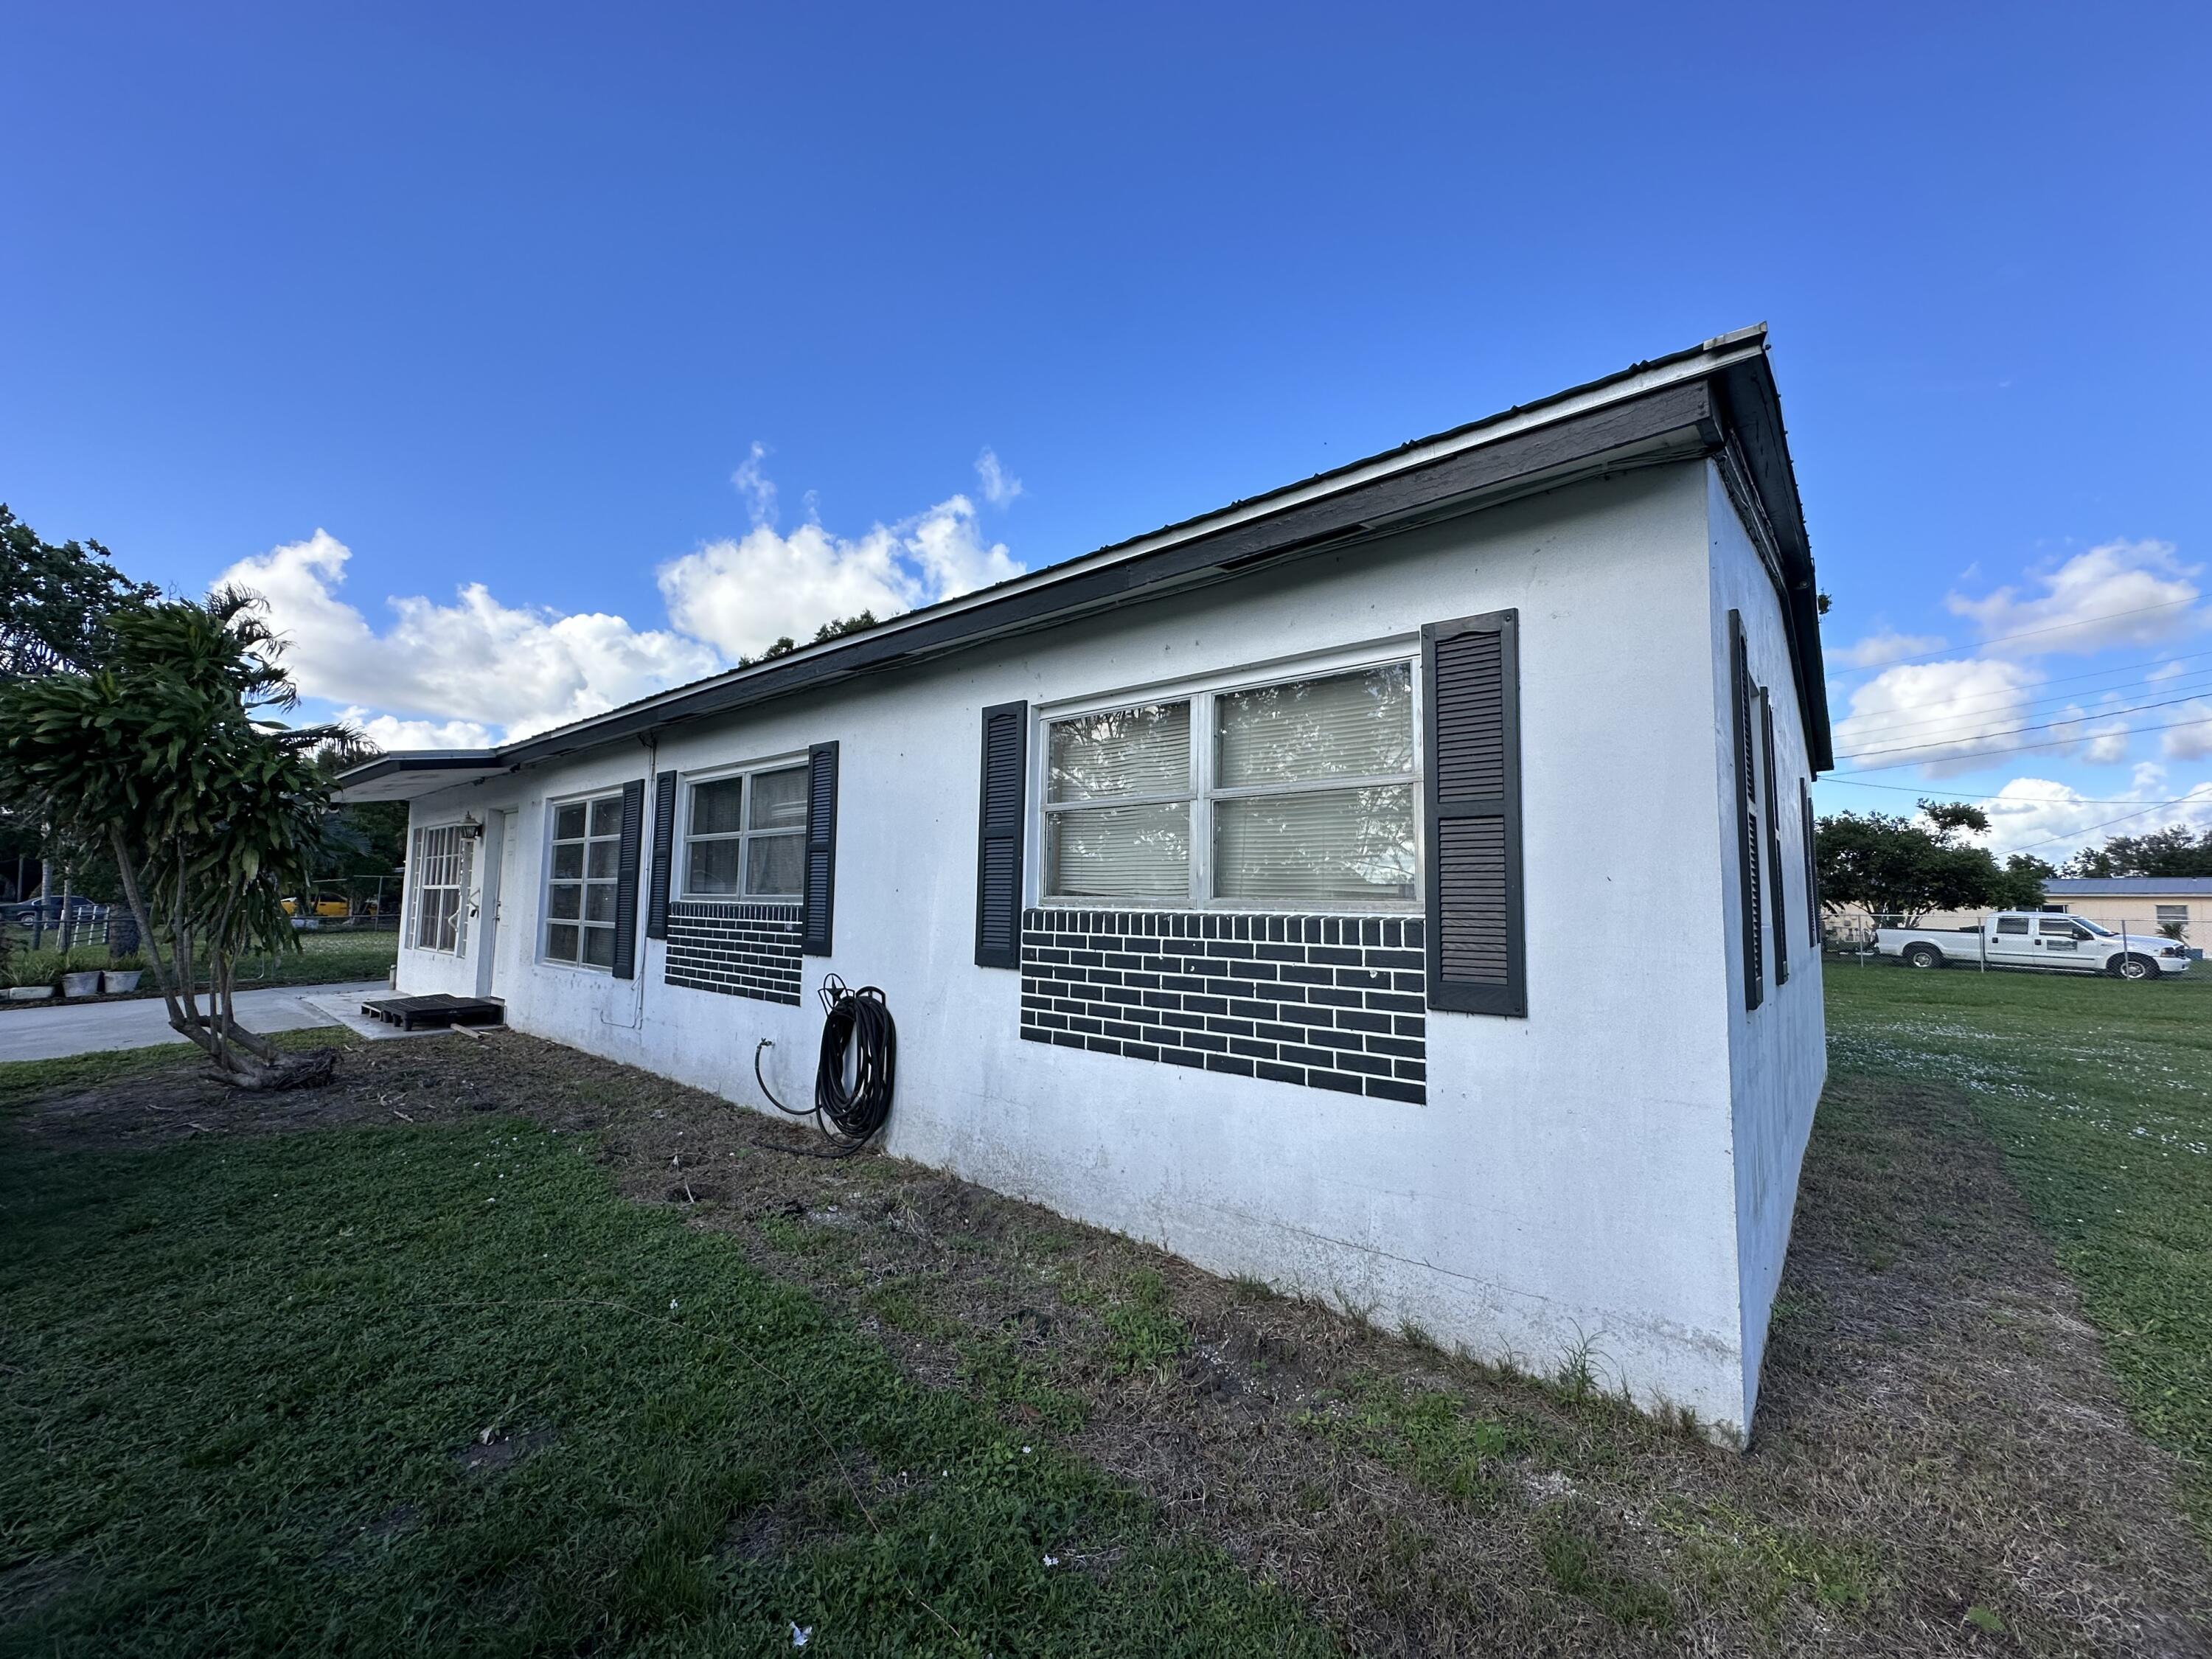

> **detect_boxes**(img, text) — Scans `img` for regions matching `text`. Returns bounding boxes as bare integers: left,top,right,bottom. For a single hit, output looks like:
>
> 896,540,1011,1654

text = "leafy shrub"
6,950,65,990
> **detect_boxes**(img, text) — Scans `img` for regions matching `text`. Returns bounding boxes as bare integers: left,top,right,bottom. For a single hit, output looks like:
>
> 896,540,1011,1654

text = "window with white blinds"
1041,661,1418,908
408,824,471,955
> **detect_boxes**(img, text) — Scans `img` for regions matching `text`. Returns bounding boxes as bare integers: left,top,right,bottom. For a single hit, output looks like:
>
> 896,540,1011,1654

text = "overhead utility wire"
1829,658,2212,743
1815,777,2212,807
2003,799,2194,855
1823,596,2204,681
1832,712,2212,774
1835,689,2212,763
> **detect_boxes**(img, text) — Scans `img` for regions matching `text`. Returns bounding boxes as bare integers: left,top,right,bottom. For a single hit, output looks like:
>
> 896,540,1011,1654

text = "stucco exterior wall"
394,461,1819,1439
1705,464,1827,1433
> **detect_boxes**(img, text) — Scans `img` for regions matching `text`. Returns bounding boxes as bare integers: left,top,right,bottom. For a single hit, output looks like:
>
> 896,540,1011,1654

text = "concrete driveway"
0,981,393,1063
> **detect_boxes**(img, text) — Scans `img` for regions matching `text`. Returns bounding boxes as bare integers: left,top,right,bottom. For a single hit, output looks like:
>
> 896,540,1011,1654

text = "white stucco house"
338,326,1832,1442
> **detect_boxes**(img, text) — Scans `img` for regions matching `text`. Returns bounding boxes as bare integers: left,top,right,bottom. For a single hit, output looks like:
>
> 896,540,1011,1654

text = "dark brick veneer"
1018,908,1425,1102
664,900,803,1006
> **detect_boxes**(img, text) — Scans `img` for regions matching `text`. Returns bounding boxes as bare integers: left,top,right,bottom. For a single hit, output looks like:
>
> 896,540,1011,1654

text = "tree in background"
0,504,161,679
1816,801,2048,925
2065,823,2212,879
0,591,354,1087
740,610,882,667
1,505,163,907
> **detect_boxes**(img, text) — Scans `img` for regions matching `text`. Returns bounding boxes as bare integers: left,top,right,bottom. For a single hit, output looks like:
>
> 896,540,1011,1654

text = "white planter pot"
60,971,102,998
102,970,144,994
6,985,56,1002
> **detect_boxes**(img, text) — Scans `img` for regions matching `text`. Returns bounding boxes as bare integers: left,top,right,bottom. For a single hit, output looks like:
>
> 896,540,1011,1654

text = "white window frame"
678,754,810,903
406,823,473,956
1033,641,1423,912
540,790,627,972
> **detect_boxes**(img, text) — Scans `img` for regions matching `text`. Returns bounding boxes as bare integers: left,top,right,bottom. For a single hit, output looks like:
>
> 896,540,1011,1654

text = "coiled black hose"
753,974,897,1158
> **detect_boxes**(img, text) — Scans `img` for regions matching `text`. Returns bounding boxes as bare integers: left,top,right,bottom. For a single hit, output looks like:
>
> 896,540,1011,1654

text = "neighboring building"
337,327,1832,1442
2037,876,2212,941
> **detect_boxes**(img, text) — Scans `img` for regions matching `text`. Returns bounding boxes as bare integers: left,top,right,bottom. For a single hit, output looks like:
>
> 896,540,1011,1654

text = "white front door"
476,810,514,1001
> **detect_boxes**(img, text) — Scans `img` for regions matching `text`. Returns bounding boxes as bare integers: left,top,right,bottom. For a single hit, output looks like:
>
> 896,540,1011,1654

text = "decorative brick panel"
664,900,803,1006
1019,908,1425,1103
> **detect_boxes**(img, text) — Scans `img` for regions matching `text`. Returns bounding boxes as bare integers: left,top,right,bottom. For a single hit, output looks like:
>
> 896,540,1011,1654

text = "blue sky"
5,3,2208,858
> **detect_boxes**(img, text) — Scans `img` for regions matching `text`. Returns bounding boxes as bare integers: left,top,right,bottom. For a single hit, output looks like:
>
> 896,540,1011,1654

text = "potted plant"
6,949,63,1002
103,950,146,995
60,945,105,999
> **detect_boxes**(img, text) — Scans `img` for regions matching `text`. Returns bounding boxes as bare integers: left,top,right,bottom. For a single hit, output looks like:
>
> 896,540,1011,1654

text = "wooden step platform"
359,994,506,1032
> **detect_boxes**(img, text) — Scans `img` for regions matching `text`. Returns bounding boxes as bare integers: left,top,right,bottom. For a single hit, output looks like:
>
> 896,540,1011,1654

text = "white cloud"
2082,720,2133,765
1948,538,2204,656
657,493,1020,661
2149,658,2189,681
335,707,500,751
1835,630,1947,669
1976,773,2212,861
1833,658,2056,773
731,442,778,526
975,448,1023,507
2160,700,2212,762
219,531,721,744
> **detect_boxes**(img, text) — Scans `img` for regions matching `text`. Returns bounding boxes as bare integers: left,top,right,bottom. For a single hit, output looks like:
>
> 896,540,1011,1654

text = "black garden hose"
753,974,897,1158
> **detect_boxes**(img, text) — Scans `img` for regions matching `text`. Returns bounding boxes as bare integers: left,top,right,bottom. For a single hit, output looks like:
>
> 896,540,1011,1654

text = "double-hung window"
1042,661,1417,908
683,763,807,900
545,794,624,968
408,824,471,954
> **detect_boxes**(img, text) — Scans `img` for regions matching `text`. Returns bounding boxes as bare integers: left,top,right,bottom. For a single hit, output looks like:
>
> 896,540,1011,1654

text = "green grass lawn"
1,928,397,1004
1825,956,2212,1534
0,1110,1321,1656
225,928,400,988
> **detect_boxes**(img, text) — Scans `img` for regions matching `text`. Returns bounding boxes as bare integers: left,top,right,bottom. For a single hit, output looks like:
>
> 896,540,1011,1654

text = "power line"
1829,655,2212,742
2003,799,2192,855
1815,777,2212,806
1834,689,2212,763
1832,710,2212,773
1824,595,2204,680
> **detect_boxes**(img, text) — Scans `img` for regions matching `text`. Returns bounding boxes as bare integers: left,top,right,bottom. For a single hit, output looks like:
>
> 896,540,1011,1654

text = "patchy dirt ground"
10,1029,2209,1656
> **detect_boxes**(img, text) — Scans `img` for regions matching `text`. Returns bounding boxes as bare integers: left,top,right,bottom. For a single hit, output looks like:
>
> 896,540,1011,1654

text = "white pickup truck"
1876,912,2193,979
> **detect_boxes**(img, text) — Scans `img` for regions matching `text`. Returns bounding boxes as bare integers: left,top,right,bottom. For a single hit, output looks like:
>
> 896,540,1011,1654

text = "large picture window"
408,824,471,955
683,763,807,900
544,794,624,968
1042,661,1417,908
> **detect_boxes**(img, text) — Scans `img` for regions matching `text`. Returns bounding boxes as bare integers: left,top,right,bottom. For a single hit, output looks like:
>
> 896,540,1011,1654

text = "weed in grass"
1299,1375,1532,1509
1657,1498,1880,1630
1554,1325,1610,1402
1100,1267,1189,1375
861,1279,961,1340
956,1335,1090,1433
1538,1503,1677,1632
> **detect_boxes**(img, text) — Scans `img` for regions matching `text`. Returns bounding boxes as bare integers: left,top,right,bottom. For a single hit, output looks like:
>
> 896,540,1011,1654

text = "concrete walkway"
0,981,394,1063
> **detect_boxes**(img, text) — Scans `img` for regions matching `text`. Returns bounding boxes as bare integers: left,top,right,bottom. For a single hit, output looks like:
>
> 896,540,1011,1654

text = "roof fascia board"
493,378,1723,771
495,336,1769,748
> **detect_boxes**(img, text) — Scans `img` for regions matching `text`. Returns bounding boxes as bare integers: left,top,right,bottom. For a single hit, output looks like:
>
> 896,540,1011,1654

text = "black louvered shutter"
1730,611,1763,1011
646,770,678,942
1422,609,1525,1016
1760,689,1788,987
1801,778,1820,950
801,741,838,956
975,700,1027,968
611,777,646,981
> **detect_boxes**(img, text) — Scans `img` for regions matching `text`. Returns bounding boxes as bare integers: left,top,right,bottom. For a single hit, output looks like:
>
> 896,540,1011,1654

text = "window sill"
1035,899,1419,916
